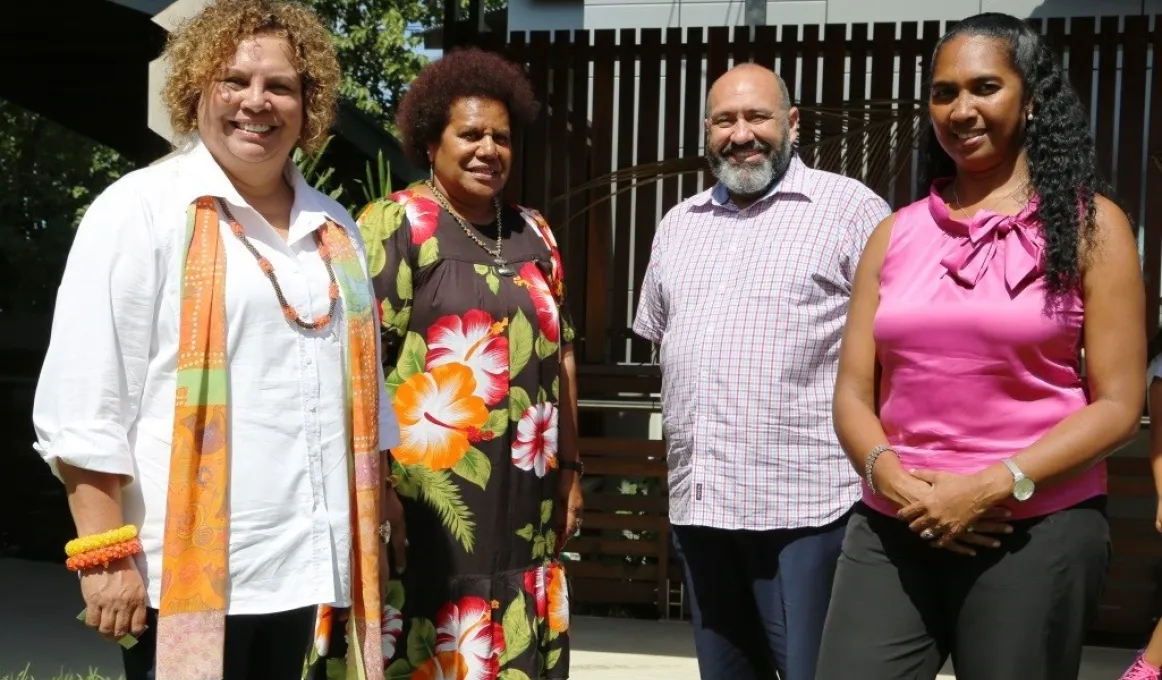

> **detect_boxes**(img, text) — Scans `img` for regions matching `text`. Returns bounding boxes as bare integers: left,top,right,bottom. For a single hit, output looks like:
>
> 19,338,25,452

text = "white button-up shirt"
634,157,890,531
32,140,399,615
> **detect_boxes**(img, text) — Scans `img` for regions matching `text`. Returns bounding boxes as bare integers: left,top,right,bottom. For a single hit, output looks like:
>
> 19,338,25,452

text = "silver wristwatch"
1002,458,1035,502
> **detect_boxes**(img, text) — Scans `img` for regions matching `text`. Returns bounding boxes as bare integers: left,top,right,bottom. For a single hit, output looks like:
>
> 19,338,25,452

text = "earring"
1027,111,1034,121
428,157,434,184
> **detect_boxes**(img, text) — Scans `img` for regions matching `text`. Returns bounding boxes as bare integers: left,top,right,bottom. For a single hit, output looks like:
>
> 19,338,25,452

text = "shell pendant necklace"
425,180,515,277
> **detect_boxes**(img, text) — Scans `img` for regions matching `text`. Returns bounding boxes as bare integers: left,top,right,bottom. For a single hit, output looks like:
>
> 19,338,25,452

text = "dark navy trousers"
672,508,850,680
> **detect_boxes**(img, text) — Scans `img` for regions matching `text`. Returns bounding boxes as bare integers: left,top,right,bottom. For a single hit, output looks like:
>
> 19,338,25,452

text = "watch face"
1013,477,1035,501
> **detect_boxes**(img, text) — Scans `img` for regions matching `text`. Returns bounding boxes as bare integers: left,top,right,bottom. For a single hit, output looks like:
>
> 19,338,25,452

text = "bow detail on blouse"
936,198,1043,292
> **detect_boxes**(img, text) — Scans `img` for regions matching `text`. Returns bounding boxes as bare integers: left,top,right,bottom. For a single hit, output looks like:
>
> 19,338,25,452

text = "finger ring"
920,528,936,540
378,521,391,544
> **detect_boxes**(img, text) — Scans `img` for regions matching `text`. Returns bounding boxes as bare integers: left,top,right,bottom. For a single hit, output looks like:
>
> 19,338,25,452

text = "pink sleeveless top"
862,180,1104,520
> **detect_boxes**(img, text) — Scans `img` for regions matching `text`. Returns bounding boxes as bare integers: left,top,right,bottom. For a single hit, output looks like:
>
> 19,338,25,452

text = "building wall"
507,0,1160,32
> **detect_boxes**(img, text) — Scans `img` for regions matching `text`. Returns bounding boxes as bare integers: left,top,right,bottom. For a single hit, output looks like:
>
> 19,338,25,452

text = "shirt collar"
693,154,814,211
173,138,346,246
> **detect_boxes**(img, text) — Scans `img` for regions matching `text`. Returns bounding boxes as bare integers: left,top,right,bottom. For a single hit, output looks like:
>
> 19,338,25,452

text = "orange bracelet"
65,538,142,572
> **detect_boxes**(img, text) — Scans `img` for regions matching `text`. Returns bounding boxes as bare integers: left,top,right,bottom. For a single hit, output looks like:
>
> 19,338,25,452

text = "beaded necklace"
217,198,339,331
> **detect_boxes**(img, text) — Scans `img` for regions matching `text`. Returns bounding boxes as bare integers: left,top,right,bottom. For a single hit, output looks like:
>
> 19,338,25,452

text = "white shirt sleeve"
1149,355,1162,386
32,178,160,483
633,215,672,345
374,276,401,451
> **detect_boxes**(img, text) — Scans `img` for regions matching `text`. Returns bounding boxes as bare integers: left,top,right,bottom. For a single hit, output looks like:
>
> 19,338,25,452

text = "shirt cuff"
34,424,136,484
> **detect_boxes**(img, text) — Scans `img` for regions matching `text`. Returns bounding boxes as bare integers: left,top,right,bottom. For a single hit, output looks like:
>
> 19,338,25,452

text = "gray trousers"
815,498,1110,680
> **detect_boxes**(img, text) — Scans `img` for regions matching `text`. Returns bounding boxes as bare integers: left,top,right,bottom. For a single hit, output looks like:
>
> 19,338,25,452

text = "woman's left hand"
556,470,584,553
897,469,1001,541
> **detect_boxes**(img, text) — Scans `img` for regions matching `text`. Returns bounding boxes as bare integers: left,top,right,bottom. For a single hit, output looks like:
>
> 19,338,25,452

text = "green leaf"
326,657,347,680
543,528,557,554
508,309,533,377
540,499,553,525
546,648,562,670
533,535,546,559
497,592,533,666
396,258,413,300
535,333,558,360
411,467,476,552
486,271,500,294
392,306,412,336
516,523,536,541
498,670,532,680
538,386,548,404
385,659,413,680
395,465,420,500
474,264,490,275
552,376,559,400
509,386,532,422
417,236,439,267
386,367,404,400
547,627,560,642
484,409,509,437
386,579,405,610
397,331,427,382
452,447,492,490
406,617,437,666
380,298,396,328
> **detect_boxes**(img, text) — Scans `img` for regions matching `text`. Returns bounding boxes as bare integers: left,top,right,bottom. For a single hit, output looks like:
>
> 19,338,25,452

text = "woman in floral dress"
315,47,583,680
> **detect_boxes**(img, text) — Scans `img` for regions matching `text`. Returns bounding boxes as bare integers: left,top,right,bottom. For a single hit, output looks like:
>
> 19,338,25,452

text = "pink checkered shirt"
633,156,891,530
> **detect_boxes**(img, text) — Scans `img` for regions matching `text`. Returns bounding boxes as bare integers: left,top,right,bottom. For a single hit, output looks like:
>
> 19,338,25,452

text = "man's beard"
706,128,794,200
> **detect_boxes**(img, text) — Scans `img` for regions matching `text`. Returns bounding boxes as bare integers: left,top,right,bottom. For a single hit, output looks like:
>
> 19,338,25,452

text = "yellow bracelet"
65,525,138,558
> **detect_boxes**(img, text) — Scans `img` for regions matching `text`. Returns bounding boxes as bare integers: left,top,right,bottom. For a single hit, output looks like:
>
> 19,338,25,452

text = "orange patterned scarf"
155,197,384,680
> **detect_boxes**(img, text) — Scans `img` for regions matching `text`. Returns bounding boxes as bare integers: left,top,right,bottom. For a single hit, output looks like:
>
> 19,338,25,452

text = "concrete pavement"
0,558,1138,679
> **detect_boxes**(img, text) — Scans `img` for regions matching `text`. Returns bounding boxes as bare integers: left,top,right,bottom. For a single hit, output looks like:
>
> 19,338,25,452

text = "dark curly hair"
919,13,1115,294
395,47,540,169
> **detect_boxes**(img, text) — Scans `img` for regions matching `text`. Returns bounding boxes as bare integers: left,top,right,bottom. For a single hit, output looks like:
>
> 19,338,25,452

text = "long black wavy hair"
919,13,1114,295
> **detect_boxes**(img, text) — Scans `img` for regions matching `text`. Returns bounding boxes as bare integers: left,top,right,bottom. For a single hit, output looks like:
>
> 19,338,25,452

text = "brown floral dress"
312,186,575,680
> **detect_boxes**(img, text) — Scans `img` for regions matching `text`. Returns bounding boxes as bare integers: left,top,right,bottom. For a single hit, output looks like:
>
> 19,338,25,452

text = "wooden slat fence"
470,16,1162,641
475,16,1162,362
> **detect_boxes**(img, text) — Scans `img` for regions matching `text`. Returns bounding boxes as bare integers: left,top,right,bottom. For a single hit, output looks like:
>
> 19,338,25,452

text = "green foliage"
292,134,345,202
0,665,117,680
0,100,134,313
304,0,509,132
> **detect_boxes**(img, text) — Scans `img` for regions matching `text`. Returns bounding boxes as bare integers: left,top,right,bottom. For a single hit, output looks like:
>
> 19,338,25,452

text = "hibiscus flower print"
523,566,548,619
512,402,559,478
381,603,403,661
411,650,468,680
546,563,570,633
396,190,441,244
393,363,489,470
434,596,506,680
426,310,509,406
516,262,560,343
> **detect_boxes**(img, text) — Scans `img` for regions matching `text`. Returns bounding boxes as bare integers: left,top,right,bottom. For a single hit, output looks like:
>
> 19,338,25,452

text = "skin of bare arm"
1151,381,1162,532
59,464,148,639
556,343,584,549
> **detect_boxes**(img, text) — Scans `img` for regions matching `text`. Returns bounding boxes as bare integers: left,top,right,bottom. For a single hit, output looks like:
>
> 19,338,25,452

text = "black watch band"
559,459,584,475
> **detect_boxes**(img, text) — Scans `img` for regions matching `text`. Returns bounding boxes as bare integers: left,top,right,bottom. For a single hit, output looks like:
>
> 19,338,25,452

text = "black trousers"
122,606,316,680
816,498,1110,680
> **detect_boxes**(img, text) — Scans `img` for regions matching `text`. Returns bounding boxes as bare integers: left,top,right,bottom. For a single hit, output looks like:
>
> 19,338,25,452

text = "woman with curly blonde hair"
31,1,399,678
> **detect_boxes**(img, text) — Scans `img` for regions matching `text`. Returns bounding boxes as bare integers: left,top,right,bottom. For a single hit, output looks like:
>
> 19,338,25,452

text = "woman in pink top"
815,13,1145,680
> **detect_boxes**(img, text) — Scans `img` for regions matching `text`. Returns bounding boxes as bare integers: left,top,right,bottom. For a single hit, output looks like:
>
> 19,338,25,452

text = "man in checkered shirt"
633,63,890,680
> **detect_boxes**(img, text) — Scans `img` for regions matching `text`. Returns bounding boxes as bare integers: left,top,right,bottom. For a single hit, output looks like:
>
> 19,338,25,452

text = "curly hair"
160,0,340,155
919,13,1115,295
396,47,540,169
